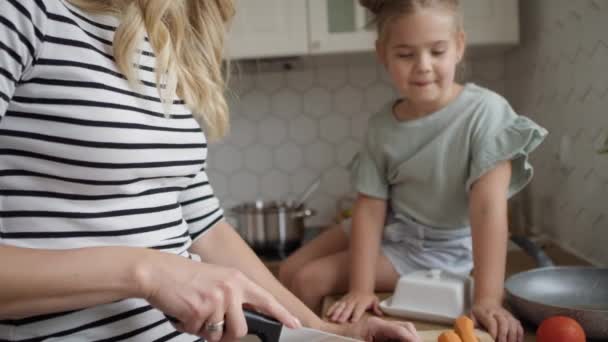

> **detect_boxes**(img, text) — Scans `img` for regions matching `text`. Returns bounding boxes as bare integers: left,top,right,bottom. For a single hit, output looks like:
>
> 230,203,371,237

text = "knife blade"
245,310,359,342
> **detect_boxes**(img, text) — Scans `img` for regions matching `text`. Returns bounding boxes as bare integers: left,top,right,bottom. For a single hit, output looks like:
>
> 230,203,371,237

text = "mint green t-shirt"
351,83,548,230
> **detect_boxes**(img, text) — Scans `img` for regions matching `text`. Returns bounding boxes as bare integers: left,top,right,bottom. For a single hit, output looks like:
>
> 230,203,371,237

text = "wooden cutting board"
419,329,494,342
240,328,494,341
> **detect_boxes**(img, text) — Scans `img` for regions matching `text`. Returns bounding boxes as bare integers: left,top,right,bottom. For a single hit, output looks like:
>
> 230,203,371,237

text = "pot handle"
293,208,316,218
509,235,555,268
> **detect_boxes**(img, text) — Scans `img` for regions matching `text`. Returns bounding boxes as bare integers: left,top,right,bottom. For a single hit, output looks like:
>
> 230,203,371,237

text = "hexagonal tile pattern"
289,116,317,145
258,117,287,146
228,70,255,95
322,167,352,196
317,66,348,90
228,118,256,148
334,85,365,115
260,170,290,200
305,141,335,171
337,139,361,167
287,69,315,92
256,71,285,94
320,116,350,144
348,63,378,88
272,89,302,119
365,83,397,112
244,146,273,174
209,173,228,199
229,172,259,201
350,114,370,140
290,167,321,199
240,90,270,122
210,145,243,173
303,87,331,117
275,143,303,172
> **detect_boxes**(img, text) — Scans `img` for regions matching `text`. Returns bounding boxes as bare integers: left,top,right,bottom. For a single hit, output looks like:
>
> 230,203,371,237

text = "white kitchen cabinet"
225,0,308,59
307,0,519,54
308,0,376,55
226,0,519,59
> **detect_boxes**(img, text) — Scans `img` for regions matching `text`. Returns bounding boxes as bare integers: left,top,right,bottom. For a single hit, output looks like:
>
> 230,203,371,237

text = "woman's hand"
326,291,383,323
471,300,523,342
136,252,300,341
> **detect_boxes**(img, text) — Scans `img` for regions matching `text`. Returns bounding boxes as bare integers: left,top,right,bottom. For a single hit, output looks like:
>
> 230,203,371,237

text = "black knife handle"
244,309,283,342
164,309,283,342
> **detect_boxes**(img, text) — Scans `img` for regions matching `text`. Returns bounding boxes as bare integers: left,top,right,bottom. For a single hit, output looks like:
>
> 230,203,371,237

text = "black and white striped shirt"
0,0,224,340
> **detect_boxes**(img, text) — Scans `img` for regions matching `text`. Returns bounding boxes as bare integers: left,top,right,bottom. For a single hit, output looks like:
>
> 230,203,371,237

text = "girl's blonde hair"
67,0,235,141
359,0,461,43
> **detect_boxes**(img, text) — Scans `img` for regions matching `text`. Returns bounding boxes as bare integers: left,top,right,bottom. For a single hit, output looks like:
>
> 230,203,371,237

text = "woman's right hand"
136,252,300,341
326,291,383,323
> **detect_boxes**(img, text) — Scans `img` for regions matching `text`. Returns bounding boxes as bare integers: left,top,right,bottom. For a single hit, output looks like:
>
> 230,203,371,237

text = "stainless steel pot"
231,200,315,258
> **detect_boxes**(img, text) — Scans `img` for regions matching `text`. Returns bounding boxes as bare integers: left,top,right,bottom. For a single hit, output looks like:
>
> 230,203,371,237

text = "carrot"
438,330,463,342
454,315,478,342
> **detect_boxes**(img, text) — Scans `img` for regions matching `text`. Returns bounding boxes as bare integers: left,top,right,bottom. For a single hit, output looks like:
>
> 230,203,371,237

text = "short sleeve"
466,101,548,196
0,0,47,117
179,169,224,242
349,126,389,199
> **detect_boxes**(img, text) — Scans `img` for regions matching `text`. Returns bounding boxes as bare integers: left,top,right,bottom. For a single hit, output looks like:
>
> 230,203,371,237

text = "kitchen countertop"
318,240,592,342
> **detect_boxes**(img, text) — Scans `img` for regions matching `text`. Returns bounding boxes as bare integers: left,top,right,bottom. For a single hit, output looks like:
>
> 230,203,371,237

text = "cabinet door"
308,0,377,55
226,0,308,59
461,0,519,46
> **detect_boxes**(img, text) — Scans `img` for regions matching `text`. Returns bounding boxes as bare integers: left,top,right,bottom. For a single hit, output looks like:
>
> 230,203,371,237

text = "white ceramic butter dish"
379,269,473,324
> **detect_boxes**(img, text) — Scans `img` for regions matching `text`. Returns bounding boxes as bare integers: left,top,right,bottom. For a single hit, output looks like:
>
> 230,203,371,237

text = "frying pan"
505,236,608,339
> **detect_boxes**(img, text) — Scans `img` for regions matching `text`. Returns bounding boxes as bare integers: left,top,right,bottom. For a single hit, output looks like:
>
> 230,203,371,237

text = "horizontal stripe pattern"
0,0,223,340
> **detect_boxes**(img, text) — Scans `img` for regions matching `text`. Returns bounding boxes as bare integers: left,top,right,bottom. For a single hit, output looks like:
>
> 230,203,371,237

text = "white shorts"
340,213,473,276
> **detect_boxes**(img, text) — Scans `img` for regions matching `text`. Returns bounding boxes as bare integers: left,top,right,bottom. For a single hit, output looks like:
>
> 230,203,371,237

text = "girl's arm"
469,160,511,306
348,194,387,295
469,160,524,342
325,193,388,323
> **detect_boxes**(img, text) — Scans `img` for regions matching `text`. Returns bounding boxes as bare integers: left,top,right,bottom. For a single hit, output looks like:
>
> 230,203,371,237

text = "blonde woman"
0,0,421,340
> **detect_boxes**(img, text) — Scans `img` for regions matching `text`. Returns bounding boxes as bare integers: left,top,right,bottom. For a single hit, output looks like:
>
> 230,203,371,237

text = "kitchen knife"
165,310,357,341
244,309,358,342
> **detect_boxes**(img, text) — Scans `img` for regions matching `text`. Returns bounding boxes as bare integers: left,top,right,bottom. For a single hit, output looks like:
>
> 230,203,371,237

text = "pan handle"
510,235,555,268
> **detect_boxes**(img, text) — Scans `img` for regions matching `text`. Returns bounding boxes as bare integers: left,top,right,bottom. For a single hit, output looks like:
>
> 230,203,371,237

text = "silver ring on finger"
204,320,225,333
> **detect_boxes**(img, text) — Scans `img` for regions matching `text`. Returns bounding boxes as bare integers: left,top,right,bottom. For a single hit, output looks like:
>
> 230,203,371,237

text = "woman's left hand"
471,300,523,342
340,316,421,342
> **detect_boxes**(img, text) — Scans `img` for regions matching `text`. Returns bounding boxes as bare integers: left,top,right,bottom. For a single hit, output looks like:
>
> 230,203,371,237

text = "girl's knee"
290,265,327,298
277,260,296,287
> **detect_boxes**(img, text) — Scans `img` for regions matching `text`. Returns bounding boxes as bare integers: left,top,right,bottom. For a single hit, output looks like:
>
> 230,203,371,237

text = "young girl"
279,1,546,342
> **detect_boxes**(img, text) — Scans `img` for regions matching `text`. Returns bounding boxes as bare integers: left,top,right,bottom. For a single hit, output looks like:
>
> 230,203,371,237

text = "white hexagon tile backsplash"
208,52,506,229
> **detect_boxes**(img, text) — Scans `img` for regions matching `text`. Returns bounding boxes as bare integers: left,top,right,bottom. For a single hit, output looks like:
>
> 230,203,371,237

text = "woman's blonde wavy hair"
67,0,235,141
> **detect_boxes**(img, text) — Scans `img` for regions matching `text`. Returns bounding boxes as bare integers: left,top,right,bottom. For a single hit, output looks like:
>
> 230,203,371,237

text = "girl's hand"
344,316,421,342
471,300,524,342
137,252,300,341
326,291,383,323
